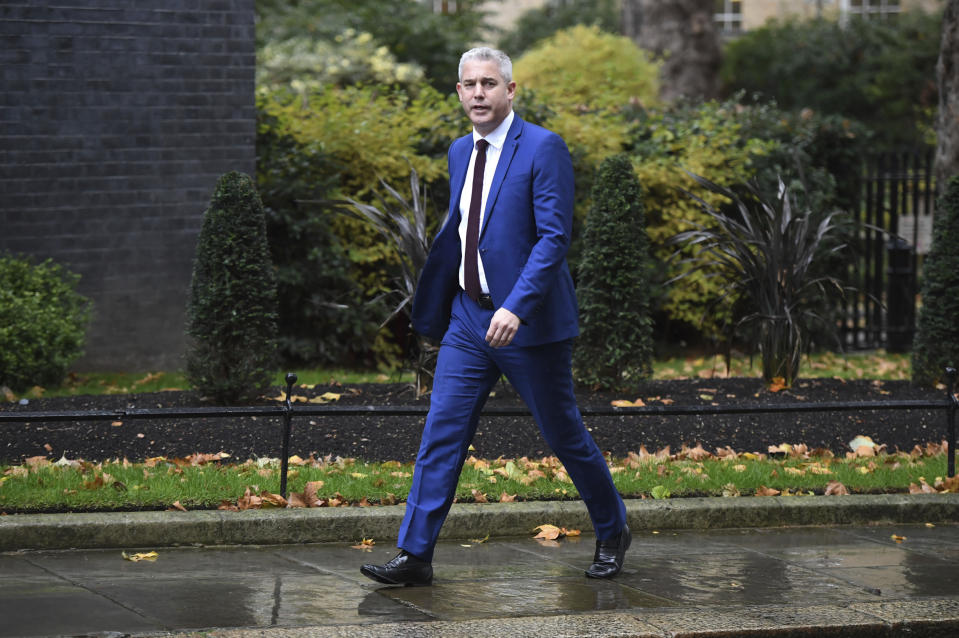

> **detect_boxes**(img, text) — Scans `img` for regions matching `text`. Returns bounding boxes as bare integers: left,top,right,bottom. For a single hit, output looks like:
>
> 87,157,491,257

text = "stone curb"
2,493,958,551
163,600,959,638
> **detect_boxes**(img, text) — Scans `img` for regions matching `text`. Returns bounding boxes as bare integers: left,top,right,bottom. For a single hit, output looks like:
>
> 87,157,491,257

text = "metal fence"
841,148,936,351
2,370,956,496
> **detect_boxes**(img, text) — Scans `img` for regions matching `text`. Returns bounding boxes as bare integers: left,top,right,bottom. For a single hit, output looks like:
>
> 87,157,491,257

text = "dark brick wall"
0,0,255,371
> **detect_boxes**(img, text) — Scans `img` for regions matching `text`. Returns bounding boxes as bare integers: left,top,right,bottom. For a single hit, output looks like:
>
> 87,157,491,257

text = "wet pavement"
3,521,959,637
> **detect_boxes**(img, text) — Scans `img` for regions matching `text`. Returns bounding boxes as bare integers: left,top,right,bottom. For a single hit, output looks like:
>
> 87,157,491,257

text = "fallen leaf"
471,489,488,503
122,551,159,562
309,392,341,404
111,421,123,427
610,398,645,407
824,480,849,496
768,377,787,392
891,534,907,543
755,485,781,497
351,537,375,551
169,501,188,512
499,492,517,502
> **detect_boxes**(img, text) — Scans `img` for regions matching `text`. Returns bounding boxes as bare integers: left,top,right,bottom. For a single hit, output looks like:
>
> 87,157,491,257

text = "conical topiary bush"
186,171,279,403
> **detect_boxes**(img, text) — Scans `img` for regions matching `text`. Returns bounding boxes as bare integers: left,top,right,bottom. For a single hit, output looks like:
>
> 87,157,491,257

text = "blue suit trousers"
397,291,627,561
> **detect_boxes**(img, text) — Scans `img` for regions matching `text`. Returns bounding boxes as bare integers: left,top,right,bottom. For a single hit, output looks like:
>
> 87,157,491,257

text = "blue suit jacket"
411,115,579,347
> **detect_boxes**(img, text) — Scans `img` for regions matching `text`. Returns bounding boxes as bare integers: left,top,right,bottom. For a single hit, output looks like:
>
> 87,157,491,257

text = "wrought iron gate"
840,148,936,352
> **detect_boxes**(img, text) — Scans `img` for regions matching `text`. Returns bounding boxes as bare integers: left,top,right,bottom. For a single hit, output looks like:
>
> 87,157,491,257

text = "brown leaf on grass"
940,475,959,493
824,480,850,496
499,492,517,502
910,478,940,494
168,501,188,512
303,480,324,505
24,456,50,469
682,443,711,461
380,493,397,506
357,497,371,507
755,485,781,497
260,491,288,508
327,492,346,507
471,489,488,503
5,466,28,478
287,492,309,508
186,452,230,466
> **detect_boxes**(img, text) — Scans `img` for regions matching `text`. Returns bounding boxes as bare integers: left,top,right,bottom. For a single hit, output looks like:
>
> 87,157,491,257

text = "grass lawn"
1,444,954,513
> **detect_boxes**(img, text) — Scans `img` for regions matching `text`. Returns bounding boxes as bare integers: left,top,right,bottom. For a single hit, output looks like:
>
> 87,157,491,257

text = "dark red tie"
464,138,489,302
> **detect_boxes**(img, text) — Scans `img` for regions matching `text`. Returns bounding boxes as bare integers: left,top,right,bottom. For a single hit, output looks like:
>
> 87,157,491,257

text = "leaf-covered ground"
0,378,948,465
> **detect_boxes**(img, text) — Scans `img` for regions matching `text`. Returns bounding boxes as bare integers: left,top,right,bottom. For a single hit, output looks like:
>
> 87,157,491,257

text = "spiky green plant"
340,170,437,396
670,174,850,387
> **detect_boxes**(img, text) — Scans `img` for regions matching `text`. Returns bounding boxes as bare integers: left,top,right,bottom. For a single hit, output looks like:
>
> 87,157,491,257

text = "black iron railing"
2,370,956,496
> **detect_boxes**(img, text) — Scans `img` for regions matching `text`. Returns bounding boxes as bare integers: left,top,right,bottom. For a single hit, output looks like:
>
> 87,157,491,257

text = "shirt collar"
472,110,514,151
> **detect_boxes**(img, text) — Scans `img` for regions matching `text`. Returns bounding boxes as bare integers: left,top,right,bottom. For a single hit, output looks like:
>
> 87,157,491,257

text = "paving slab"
2,521,959,637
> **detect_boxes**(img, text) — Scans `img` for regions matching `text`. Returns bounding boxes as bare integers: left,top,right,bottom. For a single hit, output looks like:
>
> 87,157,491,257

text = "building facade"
0,1,257,371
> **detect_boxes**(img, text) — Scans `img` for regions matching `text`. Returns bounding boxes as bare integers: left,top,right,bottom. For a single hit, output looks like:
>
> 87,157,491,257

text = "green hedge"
0,254,91,392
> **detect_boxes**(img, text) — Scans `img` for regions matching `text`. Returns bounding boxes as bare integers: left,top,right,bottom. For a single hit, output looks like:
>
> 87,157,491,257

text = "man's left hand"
486,307,520,348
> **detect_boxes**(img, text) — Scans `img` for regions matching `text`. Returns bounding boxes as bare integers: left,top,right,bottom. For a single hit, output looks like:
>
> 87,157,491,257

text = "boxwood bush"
0,254,91,392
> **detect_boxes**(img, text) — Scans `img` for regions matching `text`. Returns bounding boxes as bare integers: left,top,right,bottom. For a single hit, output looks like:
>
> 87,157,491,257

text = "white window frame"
840,0,901,24
714,0,743,35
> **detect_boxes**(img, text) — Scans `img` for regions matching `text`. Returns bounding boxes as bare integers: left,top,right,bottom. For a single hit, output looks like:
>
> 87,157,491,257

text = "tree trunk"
621,0,722,102
936,0,959,190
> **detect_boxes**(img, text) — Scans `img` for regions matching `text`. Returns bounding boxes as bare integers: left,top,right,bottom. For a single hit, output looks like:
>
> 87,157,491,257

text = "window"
715,0,743,35
842,0,901,22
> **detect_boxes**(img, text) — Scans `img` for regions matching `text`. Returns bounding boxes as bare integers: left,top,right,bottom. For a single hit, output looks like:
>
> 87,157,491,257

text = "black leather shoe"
585,524,631,579
361,550,433,586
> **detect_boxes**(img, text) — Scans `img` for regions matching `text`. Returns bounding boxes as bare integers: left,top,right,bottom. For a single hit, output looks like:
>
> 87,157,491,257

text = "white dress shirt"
458,110,514,295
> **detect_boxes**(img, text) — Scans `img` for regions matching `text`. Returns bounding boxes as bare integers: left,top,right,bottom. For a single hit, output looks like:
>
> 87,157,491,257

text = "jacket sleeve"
501,132,575,321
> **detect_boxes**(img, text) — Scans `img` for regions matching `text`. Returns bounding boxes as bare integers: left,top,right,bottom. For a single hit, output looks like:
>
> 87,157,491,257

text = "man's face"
456,59,515,136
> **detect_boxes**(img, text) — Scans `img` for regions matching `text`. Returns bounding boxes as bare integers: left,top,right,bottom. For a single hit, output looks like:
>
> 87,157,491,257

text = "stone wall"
0,0,255,371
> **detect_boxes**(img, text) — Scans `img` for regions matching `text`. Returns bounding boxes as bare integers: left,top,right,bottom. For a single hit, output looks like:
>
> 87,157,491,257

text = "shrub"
498,0,620,58
256,85,461,367
574,155,654,390
186,172,279,404
721,11,942,148
912,176,959,386
670,174,850,387
629,98,776,340
256,104,386,367
341,169,437,395
514,24,660,167
0,254,91,392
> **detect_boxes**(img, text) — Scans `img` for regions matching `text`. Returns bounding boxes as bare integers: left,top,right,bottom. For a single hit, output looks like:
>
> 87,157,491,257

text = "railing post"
947,367,957,478
279,372,297,499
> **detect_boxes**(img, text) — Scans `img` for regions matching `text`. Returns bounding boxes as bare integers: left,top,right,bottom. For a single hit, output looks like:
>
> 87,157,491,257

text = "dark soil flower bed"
0,378,949,465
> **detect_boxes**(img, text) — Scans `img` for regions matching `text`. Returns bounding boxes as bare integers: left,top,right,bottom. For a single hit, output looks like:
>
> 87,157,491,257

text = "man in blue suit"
361,47,629,586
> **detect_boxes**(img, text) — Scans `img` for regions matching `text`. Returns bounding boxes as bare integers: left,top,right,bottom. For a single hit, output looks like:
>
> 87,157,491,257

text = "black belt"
476,293,494,310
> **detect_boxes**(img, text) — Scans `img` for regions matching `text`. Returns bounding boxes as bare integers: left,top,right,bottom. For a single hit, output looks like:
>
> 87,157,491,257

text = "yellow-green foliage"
258,85,462,297
513,25,660,166
631,101,777,339
257,29,425,95
259,85,459,197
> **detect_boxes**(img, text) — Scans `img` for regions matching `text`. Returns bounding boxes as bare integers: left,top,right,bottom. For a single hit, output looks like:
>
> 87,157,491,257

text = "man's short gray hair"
458,47,512,84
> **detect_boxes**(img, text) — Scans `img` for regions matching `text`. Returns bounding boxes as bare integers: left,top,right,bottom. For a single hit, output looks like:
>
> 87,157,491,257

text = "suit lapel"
448,135,473,220
480,117,524,237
